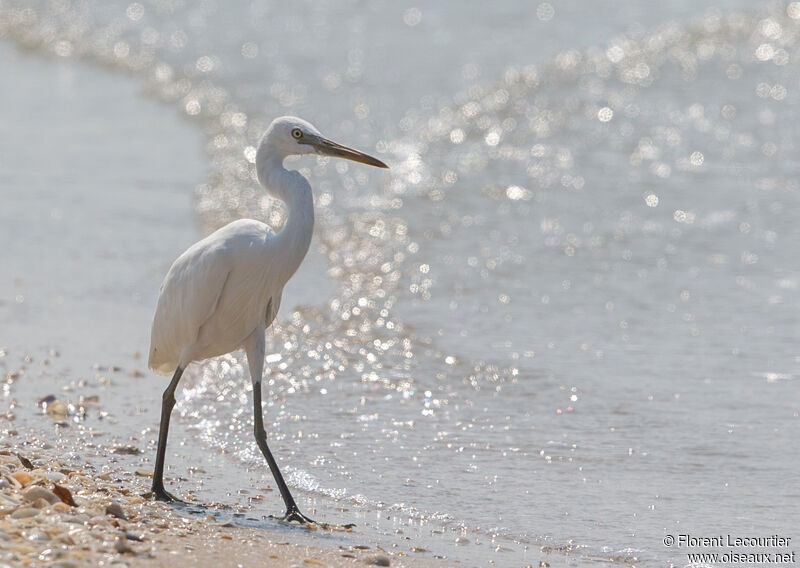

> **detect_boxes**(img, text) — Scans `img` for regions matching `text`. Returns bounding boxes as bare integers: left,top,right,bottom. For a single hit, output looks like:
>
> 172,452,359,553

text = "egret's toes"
275,507,316,525
144,487,187,504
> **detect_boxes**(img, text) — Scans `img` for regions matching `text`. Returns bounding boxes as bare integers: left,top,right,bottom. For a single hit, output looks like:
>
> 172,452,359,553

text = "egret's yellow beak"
303,135,389,169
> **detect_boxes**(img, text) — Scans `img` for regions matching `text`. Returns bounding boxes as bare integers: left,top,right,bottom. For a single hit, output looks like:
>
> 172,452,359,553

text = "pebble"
54,533,76,546
44,471,66,483
105,502,128,520
10,507,40,519
89,516,111,527
26,529,49,542
4,542,36,554
112,445,141,456
365,555,391,566
114,535,134,554
32,497,51,509
52,502,71,512
22,486,60,505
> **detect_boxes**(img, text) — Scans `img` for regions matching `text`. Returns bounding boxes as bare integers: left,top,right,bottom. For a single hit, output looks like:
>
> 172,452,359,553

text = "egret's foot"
274,507,316,525
143,485,187,504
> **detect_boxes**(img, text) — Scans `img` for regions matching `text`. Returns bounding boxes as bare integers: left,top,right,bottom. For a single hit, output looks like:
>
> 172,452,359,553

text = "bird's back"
148,219,276,375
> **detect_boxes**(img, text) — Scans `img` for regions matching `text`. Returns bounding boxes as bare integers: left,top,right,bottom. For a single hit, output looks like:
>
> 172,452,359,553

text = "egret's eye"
292,128,303,139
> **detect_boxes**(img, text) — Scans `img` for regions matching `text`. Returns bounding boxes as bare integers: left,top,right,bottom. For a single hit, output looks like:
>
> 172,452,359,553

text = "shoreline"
0,441,437,567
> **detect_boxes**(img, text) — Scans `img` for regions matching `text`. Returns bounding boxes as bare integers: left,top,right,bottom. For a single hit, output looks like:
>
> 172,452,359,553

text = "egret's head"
260,116,388,168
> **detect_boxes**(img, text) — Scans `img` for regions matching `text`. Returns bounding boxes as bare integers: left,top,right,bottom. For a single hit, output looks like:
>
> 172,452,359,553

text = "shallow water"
0,43,202,363
2,1,799,566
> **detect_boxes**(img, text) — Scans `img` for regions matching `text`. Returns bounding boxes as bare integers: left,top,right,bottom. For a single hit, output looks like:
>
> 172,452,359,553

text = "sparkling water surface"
1,1,798,566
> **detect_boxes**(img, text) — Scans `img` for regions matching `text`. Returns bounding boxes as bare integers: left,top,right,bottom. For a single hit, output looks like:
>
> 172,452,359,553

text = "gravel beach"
0,440,437,568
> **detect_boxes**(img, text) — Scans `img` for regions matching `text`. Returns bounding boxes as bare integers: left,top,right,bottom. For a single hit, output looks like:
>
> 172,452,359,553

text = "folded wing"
148,236,233,376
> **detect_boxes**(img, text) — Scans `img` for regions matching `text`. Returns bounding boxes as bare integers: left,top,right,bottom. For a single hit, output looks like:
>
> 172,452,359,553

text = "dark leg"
149,366,185,502
253,381,315,523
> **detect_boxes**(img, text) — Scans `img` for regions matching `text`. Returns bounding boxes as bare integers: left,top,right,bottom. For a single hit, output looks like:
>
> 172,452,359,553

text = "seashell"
11,471,33,486
46,400,69,418
0,493,22,507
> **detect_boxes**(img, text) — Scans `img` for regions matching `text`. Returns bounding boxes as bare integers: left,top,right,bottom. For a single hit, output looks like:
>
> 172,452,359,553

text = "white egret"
147,116,388,523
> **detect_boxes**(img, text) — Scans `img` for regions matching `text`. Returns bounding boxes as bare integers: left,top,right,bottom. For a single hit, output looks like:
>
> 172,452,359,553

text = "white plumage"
145,116,388,523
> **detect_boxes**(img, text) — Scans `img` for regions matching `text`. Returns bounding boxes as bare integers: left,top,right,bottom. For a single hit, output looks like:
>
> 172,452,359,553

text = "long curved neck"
257,152,314,283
